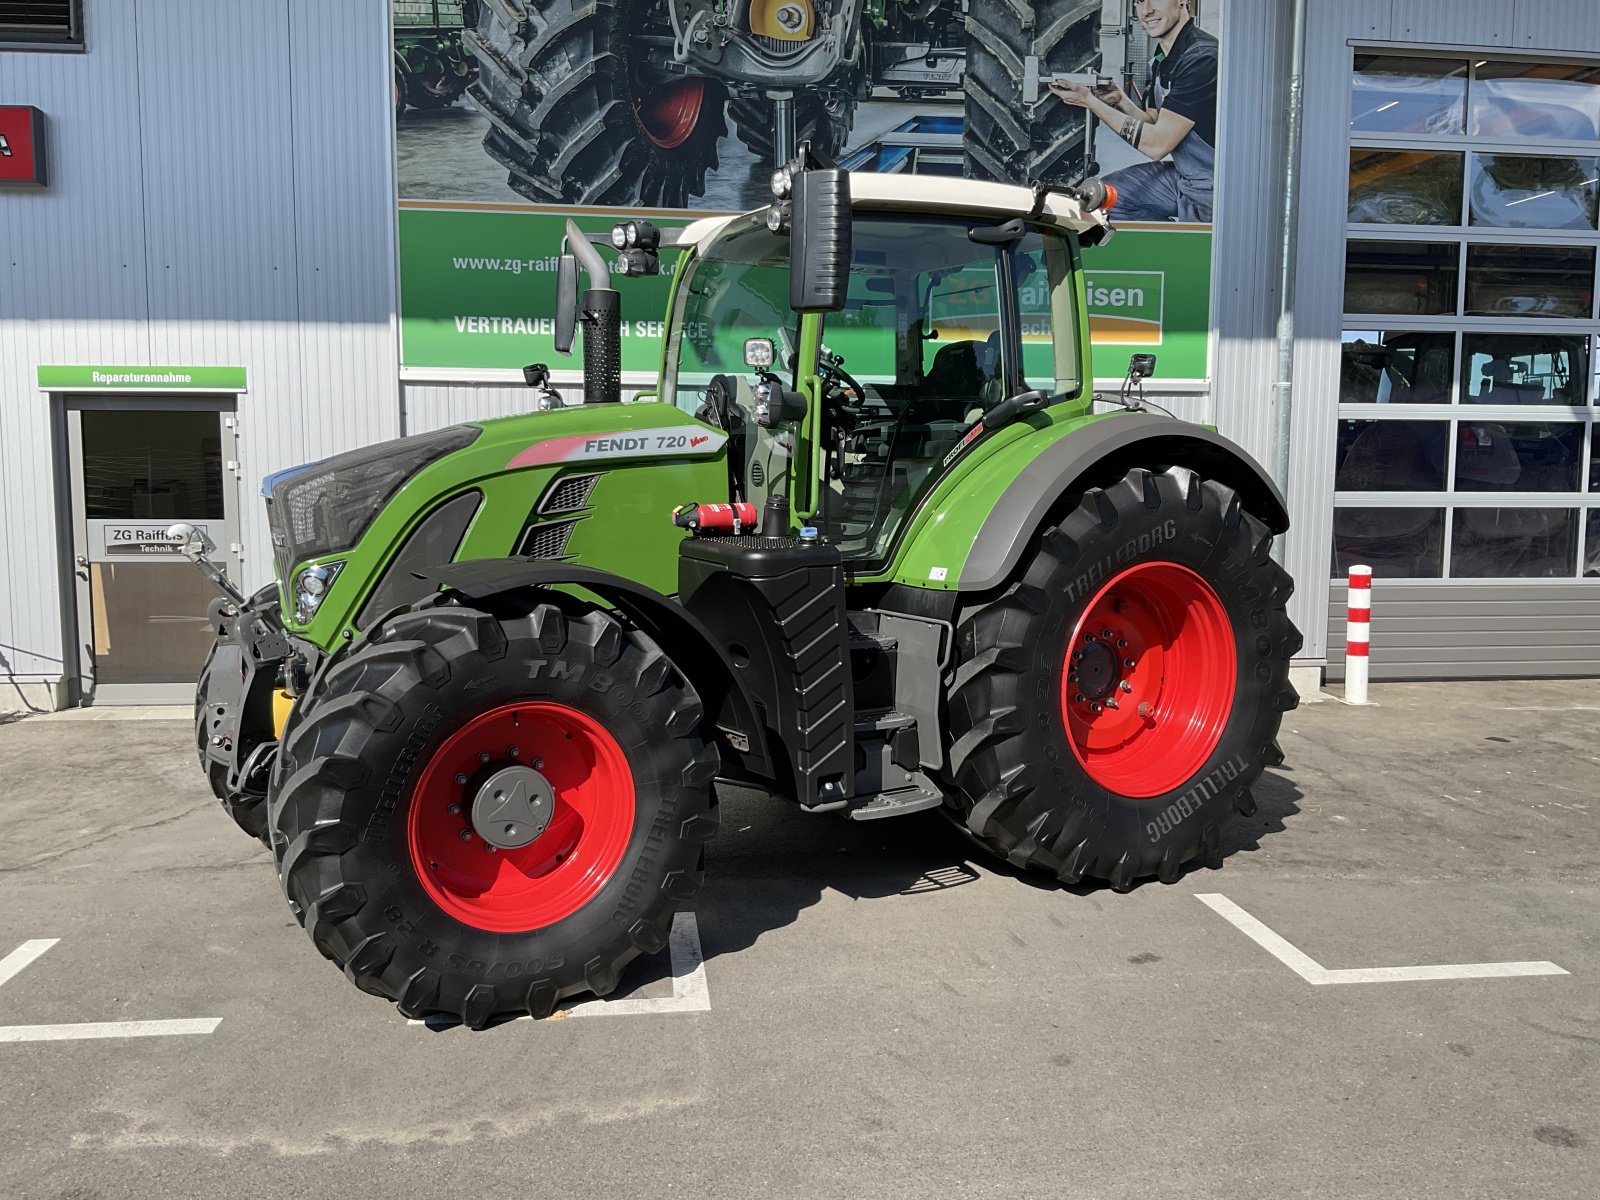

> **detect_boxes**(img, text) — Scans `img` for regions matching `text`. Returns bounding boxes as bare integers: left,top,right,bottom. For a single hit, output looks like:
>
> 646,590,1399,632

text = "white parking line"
0,940,59,990
0,939,221,1042
0,1019,223,1043
410,911,711,1027
1196,894,1569,986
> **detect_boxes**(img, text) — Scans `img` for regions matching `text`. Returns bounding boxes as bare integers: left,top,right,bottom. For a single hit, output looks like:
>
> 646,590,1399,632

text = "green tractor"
183,161,1300,1027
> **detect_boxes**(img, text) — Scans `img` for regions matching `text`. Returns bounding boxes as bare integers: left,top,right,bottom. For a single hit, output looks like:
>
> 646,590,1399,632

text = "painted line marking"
0,939,221,1042
0,940,58,990
0,1019,223,1043
410,911,711,1028
1196,894,1568,986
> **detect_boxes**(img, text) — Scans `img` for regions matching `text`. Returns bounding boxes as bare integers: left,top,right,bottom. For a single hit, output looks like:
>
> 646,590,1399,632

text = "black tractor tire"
945,467,1302,891
267,595,718,1027
727,91,858,165
964,0,1101,186
467,0,727,207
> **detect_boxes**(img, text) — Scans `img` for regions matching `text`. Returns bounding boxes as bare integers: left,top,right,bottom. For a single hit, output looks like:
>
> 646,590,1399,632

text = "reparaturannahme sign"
37,366,249,391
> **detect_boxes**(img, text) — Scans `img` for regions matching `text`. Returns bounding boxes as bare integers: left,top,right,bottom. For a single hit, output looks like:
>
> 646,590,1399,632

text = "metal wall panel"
0,0,397,704
1512,0,1600,50
1327,584,1600,679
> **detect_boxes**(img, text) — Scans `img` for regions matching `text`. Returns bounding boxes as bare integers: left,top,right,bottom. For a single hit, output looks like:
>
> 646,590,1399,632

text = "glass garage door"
1332,53,1600,677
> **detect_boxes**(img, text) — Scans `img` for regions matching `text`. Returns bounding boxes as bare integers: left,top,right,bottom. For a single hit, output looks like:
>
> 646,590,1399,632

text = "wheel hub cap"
471,765,555,850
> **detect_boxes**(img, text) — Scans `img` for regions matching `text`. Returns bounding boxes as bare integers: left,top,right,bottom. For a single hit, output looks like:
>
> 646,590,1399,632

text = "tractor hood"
268,402,730,648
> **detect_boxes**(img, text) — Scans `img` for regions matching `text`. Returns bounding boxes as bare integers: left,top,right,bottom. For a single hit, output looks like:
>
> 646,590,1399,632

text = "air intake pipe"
559,218,622,405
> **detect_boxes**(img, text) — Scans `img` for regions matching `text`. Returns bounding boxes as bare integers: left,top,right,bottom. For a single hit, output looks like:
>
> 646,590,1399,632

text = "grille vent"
0,1,77,40
518,520,576,560
751,460,765,487
537,473,600,514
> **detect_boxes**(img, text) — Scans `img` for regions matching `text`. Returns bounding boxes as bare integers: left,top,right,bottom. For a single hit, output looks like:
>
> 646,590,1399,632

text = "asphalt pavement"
0,679,1596,1198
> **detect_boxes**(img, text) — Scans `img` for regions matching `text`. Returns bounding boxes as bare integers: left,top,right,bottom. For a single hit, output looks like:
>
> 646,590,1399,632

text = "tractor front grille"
517,520,576,560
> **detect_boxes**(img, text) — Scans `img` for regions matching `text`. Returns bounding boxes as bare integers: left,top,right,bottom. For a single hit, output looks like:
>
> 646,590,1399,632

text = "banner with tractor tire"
393,0,1224,382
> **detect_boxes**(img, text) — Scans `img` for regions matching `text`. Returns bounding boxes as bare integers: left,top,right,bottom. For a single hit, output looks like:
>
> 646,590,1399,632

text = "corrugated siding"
1327,584,1600,679
0,0,397,694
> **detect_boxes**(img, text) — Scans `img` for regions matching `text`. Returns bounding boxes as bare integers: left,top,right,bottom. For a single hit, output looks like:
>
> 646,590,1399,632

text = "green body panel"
867,407,1135,590
290,404,729,650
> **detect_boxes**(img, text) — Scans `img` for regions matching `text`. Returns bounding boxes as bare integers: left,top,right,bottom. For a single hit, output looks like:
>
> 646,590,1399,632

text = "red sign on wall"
0,106,47,189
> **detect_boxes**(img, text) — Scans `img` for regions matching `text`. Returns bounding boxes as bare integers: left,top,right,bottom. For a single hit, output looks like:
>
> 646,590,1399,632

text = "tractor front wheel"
946,467,1302,891
267,595,718,1026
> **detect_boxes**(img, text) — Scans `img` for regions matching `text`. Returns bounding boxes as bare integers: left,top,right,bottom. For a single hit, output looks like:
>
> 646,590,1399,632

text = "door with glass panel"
1339,54,1600,593
66,399,241,704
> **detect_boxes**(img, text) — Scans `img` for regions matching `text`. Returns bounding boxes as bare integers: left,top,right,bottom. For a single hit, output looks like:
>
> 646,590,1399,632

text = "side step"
847,785,944,821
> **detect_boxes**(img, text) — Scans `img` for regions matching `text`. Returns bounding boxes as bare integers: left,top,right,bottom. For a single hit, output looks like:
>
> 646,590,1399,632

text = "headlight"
265,424,480,581
293,561,344,624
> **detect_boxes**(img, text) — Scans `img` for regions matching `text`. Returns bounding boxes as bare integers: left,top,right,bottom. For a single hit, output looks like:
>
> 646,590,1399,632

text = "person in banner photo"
1050,0,1219,222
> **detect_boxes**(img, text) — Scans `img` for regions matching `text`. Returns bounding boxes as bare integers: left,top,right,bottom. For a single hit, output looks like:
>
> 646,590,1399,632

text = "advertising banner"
393,0,1221,383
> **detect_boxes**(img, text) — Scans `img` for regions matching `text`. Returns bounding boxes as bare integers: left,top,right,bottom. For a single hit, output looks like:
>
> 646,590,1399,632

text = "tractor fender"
961,414,1289,592
414,559,773,782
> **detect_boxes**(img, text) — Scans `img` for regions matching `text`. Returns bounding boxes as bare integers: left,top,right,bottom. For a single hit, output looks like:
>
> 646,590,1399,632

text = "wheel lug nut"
484,842,497,853
1117,639,1128,648
448,803,461,815
1104,699,1119,710
509,746,520,758
1084,634,1096,643
1119,681,1133,693
458,828,473,841
1090,702,1103,713
533,759,544,770
454,772,468,786
1101,629,1114,639
478,751,490,764
1138,703,1154,719
1075,693,1086,703
1124,658,1136,668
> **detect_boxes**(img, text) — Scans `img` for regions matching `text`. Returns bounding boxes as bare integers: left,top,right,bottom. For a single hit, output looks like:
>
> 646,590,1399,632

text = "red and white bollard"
1345,565,1372,705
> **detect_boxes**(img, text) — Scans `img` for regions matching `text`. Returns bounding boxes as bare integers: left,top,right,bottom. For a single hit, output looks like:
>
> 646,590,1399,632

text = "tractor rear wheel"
468,0,727,207
267,594,717,1026
964,0,1102,186
945,467,1301,891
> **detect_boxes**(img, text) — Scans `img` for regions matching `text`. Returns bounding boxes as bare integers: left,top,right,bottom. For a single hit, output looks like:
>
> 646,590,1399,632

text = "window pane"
1352,55,1467,135
1341,330,1455,404
1462,334,1590,405
1451,507,1579,577
1336,420,1448,490
1470,62,1600,143
1465,244,1596,319
1455,422,1583,491
1586,512,1600,576
1348,149,1463,225
1332,508,1444,578
1344,241,1459,315
1469,154,1600,229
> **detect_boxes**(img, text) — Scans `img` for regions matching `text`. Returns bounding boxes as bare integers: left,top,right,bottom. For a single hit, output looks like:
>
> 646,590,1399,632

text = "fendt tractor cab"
179,155,1301,1027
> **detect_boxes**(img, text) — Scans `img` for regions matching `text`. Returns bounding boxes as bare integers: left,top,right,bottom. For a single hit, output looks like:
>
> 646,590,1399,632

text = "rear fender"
415,560,773,782
891,413,1288,593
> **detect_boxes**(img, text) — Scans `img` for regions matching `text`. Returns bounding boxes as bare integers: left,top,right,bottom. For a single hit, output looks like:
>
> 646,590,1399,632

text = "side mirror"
553,253,579,355
1128,353,1157,382
789,167,851,314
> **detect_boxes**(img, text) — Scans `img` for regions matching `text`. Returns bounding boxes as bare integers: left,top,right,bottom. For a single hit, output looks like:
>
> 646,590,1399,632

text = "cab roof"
670,173,1107,249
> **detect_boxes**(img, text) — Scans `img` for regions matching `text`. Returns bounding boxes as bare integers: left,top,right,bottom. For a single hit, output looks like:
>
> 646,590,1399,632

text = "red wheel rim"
1059,562,1237,799
407,703,635,933
637,77,707,149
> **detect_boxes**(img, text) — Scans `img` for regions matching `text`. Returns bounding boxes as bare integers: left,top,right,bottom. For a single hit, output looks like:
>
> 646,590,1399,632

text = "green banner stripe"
37,366,248,391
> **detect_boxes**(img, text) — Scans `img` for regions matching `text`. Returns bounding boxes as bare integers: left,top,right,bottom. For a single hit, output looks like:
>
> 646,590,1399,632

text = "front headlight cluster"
293,561,345,625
